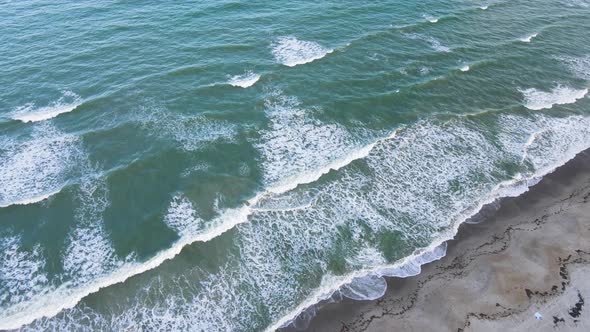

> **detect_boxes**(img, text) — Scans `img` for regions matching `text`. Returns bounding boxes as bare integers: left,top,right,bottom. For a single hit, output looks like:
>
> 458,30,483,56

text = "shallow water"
1,0,590,330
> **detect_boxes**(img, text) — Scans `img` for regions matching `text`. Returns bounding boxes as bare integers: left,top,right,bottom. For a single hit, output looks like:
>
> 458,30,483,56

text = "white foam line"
265,130,398,196
12,104,81,123
11,92,83,123
0,204,251,331
266,139,590,332
266,244,446,332
521,129,549,163
519,33,538,43
251,202,314,213
422,14,439,23
5,118,589,330
228,71,261,88
272,37,334,67
521,86,588,110
0,190,62,208
0,130,400,330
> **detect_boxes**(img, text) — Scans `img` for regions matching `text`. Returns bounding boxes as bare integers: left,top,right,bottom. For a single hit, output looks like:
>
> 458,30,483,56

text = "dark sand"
292,150,590,332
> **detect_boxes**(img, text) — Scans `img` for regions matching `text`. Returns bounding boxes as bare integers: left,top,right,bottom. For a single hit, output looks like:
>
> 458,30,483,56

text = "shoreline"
287,149,590,331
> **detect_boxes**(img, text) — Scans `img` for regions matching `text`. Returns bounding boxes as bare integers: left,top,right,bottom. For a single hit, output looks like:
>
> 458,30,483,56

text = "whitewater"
1,0,590,331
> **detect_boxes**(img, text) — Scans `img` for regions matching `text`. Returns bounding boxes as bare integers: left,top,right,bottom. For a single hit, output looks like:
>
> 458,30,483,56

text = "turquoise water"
1,0,590,330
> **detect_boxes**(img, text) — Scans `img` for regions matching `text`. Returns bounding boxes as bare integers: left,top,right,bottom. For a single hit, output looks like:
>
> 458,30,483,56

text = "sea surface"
1,0,590,330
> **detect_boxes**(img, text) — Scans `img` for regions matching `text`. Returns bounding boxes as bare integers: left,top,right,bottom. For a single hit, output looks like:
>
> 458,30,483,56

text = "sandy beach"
295,150,590,332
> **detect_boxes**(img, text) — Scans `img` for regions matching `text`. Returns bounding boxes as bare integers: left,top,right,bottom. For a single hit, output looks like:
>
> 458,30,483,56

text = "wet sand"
297,149,590,332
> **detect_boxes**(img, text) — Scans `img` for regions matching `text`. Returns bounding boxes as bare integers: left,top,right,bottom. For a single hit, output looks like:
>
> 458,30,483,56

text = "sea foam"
256,91,368,187
0,105,387,330
272,37,333,67
0,235,49,308
269,115,590,331
8,114,590,331
559,55,590,81
0,190,61,208
404,33,451,53
0,139,121,330
138,105,236,151
11,91,83,123
0,123,81,208
519,33,538,43
423,14,439,23
164,194,206,236
521,85,588,110
228,71,260,88
62,173,118,286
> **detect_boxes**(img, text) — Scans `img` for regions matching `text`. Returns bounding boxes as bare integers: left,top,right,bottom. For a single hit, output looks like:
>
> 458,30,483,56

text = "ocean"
1,0,589,330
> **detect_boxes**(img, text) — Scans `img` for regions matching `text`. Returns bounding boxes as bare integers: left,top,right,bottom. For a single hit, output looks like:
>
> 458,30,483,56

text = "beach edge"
294,148,590,332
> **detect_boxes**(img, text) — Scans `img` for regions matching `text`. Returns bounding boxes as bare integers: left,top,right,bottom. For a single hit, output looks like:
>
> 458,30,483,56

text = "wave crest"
520,85,588,110
272,37,333,67
11,91,83,123
228,71,260,88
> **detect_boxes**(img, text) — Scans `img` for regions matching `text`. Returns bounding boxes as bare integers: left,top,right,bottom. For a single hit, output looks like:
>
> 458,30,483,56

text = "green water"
1,0,589,330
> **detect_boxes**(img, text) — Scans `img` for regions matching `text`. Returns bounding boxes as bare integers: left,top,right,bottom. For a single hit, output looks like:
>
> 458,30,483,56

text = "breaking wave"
0,123,82,208
10,91,83,123
403,33,451,53
272,37,333,67
12,111,590,331
228,71,260,88
519,33,538,43
520,85,588,110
